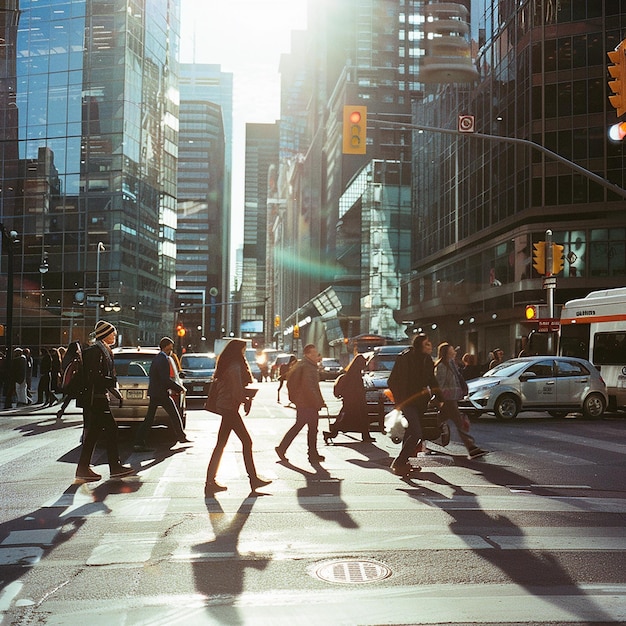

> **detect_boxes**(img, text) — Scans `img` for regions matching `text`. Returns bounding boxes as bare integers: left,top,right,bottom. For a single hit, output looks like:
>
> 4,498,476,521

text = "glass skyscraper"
0,0,180,349
402,0,626,359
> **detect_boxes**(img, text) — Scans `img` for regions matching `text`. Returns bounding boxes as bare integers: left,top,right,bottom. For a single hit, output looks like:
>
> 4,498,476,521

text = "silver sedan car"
112,347,187,426
459,356,608,420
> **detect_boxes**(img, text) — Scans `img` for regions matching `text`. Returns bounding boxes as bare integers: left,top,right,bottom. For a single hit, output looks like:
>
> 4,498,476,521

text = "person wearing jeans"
435,343,487,460
204,339,270,495
275,344,326,463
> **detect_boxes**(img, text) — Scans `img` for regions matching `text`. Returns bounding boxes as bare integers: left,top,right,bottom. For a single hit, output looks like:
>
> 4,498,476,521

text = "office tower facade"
401,0,626,360
177,64,231,349
176,100,225,350
0,0,180,348
274,0,420,352
241,122,279,345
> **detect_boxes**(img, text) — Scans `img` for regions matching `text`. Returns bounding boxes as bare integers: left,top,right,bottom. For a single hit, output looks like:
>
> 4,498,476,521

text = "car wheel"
494,394,519,420
548,410,568,418
582,393,606,419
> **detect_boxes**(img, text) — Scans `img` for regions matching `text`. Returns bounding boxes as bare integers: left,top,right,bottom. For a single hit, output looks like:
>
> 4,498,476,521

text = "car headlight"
469,380,500,398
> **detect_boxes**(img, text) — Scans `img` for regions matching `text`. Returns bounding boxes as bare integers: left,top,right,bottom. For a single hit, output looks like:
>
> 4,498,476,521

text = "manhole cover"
311,558,392,584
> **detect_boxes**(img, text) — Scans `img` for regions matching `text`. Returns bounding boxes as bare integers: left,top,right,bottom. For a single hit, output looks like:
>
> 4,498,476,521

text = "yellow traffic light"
176,323,186,337
551,243,565,275
274,315,280,328
342,105,367,155
608,41,626,117
525,305,539,321
532,241,546,275
293,324,300,339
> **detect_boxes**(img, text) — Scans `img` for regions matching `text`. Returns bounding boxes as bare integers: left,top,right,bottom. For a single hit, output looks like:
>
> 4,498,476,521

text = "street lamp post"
39,253,48,350
95,241,105,324
1,224,19,408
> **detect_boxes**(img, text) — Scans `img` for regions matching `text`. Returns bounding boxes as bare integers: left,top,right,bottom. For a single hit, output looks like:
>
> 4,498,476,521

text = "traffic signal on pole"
176,323,186,337
525,305,539,321
274,315,280,328
551,243,565,275
609,121,626,141
532,241,546,275
293,325,300,339
607,40,626,117
342,105,367,155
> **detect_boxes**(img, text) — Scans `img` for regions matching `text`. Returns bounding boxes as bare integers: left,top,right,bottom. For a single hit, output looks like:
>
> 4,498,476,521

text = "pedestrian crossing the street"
1,414,625,624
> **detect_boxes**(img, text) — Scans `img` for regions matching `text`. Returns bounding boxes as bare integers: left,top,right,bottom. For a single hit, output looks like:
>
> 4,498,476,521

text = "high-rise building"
0,0,180,348
241,122,279,346
176,100,225,350
176,64,232,349
274,0,420,353
400,0,626,361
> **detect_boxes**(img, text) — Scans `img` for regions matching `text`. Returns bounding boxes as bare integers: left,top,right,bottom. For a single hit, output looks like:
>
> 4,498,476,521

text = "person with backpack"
323,353,373,443
55,341,83,420
275,344,326,463
276,355,296,404
75,320,134,481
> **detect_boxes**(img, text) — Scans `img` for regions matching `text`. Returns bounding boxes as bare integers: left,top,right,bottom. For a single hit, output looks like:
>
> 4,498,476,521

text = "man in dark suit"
76,320,134,481
133,337,190,451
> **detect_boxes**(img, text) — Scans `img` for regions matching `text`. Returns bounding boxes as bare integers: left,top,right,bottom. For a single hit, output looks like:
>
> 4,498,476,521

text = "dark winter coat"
387,347,441,410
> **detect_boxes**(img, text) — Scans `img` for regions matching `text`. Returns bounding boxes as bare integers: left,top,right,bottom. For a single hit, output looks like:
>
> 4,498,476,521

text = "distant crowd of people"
0,344,72,412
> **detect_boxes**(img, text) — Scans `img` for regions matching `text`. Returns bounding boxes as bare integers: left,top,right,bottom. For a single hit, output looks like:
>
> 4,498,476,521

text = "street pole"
95,242,104,324
1,224,19,408
545,229,556,355
377,119,626,200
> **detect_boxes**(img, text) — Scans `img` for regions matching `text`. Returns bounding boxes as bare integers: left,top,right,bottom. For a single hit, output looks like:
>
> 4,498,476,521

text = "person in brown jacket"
275,344,326,463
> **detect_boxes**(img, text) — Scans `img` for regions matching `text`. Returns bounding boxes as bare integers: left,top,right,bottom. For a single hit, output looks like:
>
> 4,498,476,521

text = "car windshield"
245,349,260,368
182,356,216,370
367,354,398,372
114,355,155,376
483,359,530,378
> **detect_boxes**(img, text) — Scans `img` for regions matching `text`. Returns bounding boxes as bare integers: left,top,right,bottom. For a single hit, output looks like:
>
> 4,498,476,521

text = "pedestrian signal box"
525,305,539,320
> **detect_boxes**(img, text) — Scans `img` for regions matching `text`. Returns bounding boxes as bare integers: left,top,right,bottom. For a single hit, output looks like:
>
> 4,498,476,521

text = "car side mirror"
519,371,537,381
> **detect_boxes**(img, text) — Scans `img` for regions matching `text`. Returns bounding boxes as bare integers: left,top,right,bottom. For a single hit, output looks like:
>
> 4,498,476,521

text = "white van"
559,288,626,411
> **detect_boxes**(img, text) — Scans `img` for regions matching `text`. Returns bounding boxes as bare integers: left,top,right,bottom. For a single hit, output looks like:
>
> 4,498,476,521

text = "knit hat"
94,320,116,341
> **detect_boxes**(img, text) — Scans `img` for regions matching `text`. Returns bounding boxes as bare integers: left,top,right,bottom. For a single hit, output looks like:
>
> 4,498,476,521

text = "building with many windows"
271,0,422,355
400,0,626,362
176,100,226,351
241,122,279,346
176,63,231,350
0,0,180,349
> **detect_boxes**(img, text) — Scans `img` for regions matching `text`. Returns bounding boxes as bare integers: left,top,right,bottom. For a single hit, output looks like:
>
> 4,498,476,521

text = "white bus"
559,288,626,412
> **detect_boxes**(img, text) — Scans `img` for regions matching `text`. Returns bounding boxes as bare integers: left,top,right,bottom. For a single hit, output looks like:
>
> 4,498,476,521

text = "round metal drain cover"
312,558,392,584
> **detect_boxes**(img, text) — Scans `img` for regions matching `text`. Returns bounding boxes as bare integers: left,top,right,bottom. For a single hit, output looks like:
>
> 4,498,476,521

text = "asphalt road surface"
1,381,625,625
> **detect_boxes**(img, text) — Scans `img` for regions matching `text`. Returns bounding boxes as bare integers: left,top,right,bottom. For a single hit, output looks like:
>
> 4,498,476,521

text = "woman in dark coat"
48,347,62,404
204,339,271,496
56,341,83,420
323,353,373,443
